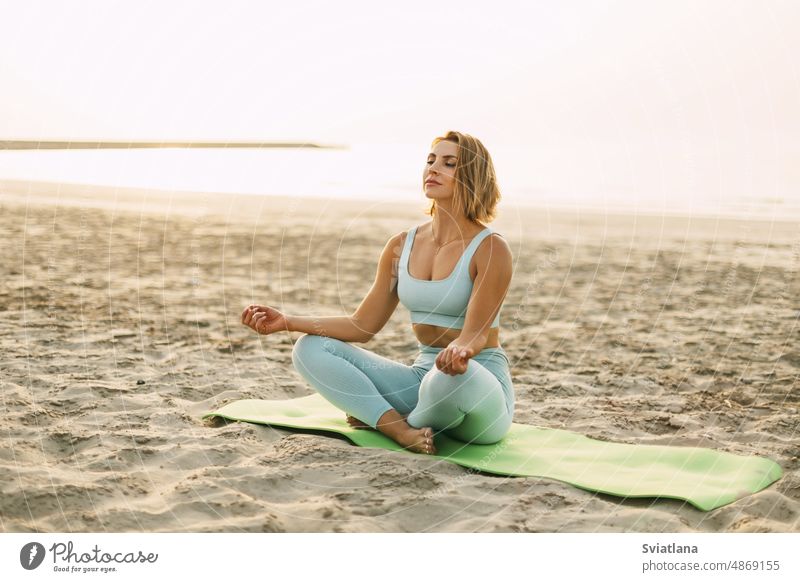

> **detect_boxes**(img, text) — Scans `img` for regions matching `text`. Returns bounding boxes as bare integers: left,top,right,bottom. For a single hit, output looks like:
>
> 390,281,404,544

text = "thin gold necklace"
431,227,469,255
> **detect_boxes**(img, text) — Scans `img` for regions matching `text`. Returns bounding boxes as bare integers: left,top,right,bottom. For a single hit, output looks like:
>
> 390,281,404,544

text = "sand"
1,179,798,532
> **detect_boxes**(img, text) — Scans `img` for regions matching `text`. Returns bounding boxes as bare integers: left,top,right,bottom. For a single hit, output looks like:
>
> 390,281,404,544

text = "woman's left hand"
435,343,475,376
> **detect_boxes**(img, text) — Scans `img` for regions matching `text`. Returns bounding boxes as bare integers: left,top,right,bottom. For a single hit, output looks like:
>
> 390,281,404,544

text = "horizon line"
0,140,348,151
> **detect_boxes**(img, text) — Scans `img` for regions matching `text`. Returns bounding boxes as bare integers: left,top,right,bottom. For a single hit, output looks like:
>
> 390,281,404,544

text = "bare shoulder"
469,231,512,280
476,231,512,260
389,225,418,251
377,230,408,265
389,230,406,253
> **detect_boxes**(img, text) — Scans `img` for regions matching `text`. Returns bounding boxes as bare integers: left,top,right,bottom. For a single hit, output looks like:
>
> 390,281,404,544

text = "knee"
419,368,461,402
291,334,327,369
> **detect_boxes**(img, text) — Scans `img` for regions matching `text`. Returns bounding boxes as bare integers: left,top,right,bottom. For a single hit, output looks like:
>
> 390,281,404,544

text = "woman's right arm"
284,314,366,341
244,232,405,343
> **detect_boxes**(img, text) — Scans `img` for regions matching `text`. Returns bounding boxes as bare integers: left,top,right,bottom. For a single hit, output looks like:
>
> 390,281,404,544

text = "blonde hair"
424,131,501,223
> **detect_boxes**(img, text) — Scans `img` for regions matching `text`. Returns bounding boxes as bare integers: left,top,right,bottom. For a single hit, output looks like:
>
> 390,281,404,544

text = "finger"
451,358,462,375
439,356,451,374
452,349,467,374
447,346,458,375
246,305,263,322
448,346,461,372
444,348,458,374
437,350,448,372
441,361,452,374
449,351,460,374
254,314,267,333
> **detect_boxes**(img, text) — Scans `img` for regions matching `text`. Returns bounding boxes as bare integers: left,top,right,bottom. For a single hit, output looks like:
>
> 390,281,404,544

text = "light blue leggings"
291,334,515,444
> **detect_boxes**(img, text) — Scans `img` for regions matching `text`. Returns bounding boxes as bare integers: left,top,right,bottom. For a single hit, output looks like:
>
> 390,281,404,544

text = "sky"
1,0,799,205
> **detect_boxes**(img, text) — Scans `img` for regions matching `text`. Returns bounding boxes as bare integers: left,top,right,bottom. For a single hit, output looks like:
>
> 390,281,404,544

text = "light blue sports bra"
397,223,501,330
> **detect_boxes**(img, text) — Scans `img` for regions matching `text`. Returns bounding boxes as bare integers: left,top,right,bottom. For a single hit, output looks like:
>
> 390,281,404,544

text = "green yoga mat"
202,393,782,511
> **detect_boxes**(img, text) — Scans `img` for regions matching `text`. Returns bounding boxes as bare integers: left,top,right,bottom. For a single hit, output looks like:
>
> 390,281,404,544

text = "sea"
0,143,797,220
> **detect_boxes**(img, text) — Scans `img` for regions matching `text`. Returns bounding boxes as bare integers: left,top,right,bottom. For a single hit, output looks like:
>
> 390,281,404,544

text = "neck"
431,203,481,241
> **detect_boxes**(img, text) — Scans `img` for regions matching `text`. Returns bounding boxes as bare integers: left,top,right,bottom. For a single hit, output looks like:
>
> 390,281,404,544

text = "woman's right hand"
241,304,289,335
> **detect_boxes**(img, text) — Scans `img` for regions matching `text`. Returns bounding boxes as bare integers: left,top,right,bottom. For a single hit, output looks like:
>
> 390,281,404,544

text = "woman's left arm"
436,234,514,374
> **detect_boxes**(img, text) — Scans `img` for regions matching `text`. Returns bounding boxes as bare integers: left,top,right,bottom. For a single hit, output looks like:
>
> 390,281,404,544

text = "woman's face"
423,140,458,200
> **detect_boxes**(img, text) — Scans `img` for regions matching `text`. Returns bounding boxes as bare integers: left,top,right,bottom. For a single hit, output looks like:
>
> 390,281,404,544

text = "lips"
425,180,441,186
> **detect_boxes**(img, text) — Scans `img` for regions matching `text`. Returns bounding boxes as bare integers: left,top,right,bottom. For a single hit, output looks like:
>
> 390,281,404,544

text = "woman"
241,131,514,455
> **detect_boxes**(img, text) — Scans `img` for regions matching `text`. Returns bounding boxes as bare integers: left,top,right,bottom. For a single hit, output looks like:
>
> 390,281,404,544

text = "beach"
1,179,798,533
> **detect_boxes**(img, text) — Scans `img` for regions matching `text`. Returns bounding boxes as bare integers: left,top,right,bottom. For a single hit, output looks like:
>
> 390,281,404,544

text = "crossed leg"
407,358,512,445
291,334,435,453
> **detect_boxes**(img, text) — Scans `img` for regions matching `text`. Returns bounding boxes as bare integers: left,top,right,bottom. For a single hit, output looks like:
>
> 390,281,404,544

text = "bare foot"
393,426,437,455
372,409,436,455
346,414,371,430
346,413,409,430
